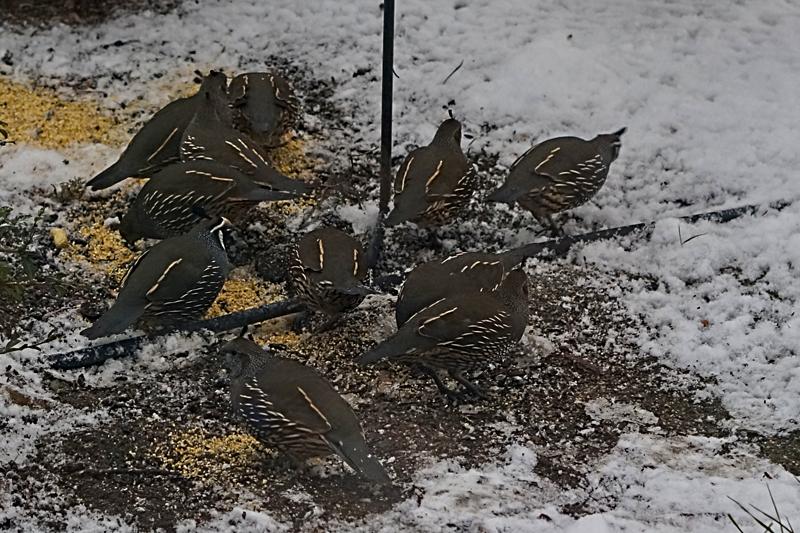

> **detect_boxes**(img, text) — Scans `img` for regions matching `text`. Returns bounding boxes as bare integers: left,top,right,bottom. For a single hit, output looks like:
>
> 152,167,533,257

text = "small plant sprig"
1,329,63,355
728,481,797,532
0,206,69,305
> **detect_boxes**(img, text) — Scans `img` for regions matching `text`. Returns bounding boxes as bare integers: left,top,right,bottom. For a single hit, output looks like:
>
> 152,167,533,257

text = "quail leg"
533,212,565,238
272,449,309,474
291,310,311,332
417,365,461,402
449,371,487,400
546,215,565,238
424,228,445,252
314,313,342,333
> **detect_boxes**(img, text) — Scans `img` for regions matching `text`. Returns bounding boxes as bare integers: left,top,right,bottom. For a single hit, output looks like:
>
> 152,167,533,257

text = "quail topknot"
358,268,530,399
85,72,226,191
385,117,477,227
118,160,300,242
222,337,391,484
289,227,374,330
228,71,300,147
488,127,626,235
180,71,311,197
81,217,233,339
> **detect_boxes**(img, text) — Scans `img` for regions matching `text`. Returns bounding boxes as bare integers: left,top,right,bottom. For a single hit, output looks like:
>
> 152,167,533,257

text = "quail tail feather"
357,330,415,365
256,168,312,197
331,440,391,485
81,301,143,339
487,183,521,204
86,161,130,191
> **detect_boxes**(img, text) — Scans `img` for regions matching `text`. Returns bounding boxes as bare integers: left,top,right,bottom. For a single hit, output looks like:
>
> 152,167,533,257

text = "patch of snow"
583,210,800,432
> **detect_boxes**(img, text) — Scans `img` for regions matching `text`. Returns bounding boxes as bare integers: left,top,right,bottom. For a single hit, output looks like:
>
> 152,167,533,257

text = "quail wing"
524,136,604,182
250,357,363,436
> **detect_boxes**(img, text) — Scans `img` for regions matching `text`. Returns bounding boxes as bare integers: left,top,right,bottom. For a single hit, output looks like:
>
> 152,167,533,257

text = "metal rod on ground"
517,200,788,259
48,200,787,370
367,0,396,268
49,299,305,370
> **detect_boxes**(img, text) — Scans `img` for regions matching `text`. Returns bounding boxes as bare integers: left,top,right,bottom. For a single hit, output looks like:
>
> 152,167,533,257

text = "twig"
68,466,182,478
48,299,305,370
442,59,464,84
519,201,788,259
678,225,707,246
560,353,604,374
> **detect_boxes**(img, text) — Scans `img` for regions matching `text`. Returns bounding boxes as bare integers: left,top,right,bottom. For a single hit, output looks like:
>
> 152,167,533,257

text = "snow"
583,211,800,432
2,0,800,530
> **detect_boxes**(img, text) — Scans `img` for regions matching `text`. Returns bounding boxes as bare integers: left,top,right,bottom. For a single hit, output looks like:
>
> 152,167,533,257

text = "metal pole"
368,0,395,268
379,0,395,216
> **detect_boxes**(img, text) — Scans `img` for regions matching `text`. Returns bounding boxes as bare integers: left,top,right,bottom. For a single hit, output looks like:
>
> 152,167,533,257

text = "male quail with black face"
385,117,477,227
86,72,228,191
81,217,233,339
180,72,311,197
228,71,299,147
489,128,626,236
118,160,300,242
222,337,391,484
395,243,540,327
358,269,530,399
289,227,374,330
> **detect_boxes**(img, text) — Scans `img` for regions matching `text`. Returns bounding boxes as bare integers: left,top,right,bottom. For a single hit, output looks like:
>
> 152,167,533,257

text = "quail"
180,71,311,197
118,160,301,242
86,72,228,191
222,337,391,484
395,243,540,327
488,128,626,236
228,72,299,147
81,217,233,339
0,120,9,145
385,117,477,227
358,268,529,399
289,227,374,330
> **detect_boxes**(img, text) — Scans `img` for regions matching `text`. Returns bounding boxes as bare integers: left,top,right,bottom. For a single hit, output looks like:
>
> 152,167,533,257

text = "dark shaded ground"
1,263,741,531
0,0,182,27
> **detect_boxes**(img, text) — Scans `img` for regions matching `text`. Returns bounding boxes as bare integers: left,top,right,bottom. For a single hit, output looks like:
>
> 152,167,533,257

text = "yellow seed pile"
254,328,305,348
270,134,319,180
150,428,266,483
0,77,122,148
206,268,286,318
65,217,137,283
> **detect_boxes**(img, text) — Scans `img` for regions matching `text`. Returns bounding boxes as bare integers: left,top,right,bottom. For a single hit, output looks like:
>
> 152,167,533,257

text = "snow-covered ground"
2,0,799,531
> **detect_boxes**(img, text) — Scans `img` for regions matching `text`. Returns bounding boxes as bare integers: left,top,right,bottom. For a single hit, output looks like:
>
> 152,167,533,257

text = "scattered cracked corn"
0,77,122,148
151,428,264,482
49,227,69,249
65,218,135,282
261,135,319,217
206,269,285,318
254,328,304,348
270,134,318,180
